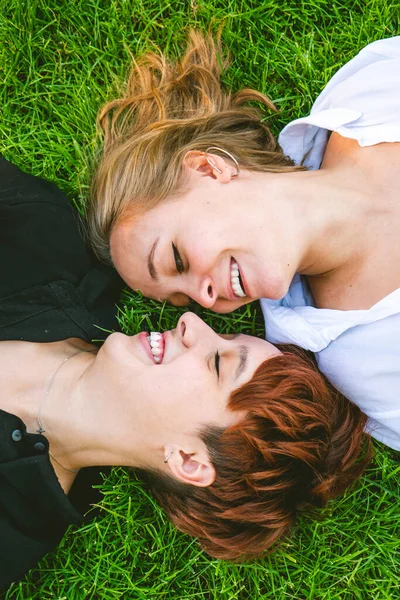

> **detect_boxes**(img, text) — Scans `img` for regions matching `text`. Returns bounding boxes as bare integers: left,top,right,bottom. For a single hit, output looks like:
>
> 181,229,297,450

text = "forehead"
239,334,280,373
130,193,191,229
113,184,215,247
111,198,179,256
110,211,163,292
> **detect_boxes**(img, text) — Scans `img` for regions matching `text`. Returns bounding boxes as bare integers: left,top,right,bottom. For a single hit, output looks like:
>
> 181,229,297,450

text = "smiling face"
97,312,280,480
110,165,294,313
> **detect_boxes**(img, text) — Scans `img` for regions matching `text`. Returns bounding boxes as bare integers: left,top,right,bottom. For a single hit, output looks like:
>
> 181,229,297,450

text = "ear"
164,445,216,488
183,150,233,184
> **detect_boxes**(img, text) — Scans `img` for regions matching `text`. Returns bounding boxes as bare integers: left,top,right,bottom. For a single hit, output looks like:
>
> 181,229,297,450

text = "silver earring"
164,451,174,463
205,146,240,177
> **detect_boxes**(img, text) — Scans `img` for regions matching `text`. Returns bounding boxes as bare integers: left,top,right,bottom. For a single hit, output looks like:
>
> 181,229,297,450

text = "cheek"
103,333,134,364
184,228,229,271
154,366,212,415
163,371,207,402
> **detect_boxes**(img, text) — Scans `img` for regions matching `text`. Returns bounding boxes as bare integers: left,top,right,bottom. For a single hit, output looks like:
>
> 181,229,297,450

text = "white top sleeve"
261,37,400,450
278,37,400,169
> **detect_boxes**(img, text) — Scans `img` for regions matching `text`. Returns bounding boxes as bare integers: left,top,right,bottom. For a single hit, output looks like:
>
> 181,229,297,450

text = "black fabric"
0,409,82,590
0,156,122,342
0,158,124,591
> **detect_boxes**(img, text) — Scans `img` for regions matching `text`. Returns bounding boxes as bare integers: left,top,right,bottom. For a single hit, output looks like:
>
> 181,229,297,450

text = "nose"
189,275,217,309
177,312,215,348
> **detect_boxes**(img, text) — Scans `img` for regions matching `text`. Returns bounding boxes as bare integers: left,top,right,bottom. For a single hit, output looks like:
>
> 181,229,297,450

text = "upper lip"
139,331,166,364
162,330,170,358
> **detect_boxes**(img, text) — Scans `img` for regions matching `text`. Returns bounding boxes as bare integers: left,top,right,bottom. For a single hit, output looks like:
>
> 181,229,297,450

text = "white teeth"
148,331,164,363
230,261,246,298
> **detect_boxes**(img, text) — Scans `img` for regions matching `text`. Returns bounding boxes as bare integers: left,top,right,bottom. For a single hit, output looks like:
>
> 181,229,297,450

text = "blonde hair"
88,30,303,263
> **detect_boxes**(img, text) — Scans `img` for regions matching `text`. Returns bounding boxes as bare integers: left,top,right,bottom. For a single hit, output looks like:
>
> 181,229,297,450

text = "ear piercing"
164,451,174,463
205,146,240,177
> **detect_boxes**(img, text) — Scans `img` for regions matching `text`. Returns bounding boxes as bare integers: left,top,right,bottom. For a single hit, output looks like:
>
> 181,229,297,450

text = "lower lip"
232,258,250,299
237,261,250,298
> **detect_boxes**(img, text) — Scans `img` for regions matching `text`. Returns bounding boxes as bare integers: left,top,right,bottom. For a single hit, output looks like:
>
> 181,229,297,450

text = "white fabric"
260,37,400,450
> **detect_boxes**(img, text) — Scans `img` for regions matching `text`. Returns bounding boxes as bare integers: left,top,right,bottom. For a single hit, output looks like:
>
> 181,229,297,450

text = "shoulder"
0,157,90,294
0,157,79,243
0,158,122,343
0,409,82,590
0,156,75,227
279,37,400,168
311,36,400,127
0,156,72,209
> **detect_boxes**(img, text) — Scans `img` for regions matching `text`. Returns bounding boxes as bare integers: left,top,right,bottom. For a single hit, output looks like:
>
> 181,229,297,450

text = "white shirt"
260,37,400,450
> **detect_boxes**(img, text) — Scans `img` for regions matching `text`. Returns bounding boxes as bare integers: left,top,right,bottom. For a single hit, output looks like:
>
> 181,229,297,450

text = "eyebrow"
234,345,248,381
147,238,159,281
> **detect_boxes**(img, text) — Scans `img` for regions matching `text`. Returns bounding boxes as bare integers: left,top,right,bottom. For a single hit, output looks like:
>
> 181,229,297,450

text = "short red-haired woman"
1,157,370,590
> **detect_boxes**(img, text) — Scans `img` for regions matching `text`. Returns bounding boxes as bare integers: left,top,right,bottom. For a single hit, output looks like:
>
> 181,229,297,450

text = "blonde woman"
89,33,400,451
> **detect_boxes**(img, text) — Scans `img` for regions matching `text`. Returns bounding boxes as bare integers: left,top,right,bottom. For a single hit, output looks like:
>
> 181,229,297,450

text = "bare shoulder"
312,134,400,310
324,132,400,176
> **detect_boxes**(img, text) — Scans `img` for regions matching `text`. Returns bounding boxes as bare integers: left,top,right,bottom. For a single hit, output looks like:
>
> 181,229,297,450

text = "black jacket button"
34,442,46,453
11,429,22,442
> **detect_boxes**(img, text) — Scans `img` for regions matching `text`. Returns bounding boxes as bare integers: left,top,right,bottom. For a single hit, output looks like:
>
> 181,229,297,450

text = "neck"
253,167,370,277
38,352,150,472
2,340,152,488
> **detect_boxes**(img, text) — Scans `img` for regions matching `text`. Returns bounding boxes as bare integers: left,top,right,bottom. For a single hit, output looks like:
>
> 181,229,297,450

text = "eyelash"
172,243,184,274
214,351,220,378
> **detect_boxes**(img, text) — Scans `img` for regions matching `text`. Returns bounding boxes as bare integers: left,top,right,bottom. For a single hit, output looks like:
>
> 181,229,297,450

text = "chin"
261,277,291,301
214,298,252,314
102,331,132,356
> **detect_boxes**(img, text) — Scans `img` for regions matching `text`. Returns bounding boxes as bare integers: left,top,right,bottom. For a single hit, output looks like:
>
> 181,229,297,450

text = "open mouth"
230,259,246,298
147,332,165,364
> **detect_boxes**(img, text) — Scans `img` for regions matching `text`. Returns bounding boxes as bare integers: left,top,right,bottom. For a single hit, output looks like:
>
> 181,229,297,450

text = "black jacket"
0,157,123,591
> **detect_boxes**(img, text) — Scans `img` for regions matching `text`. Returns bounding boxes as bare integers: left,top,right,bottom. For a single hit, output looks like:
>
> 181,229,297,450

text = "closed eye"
214,351,220,378
172,242,184,274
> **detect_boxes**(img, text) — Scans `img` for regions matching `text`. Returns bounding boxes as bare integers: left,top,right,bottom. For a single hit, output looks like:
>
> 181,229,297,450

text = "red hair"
148,348,372,560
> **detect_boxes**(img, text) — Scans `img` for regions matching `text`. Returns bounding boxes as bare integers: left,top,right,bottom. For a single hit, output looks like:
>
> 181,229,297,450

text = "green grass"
1,0,400,598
